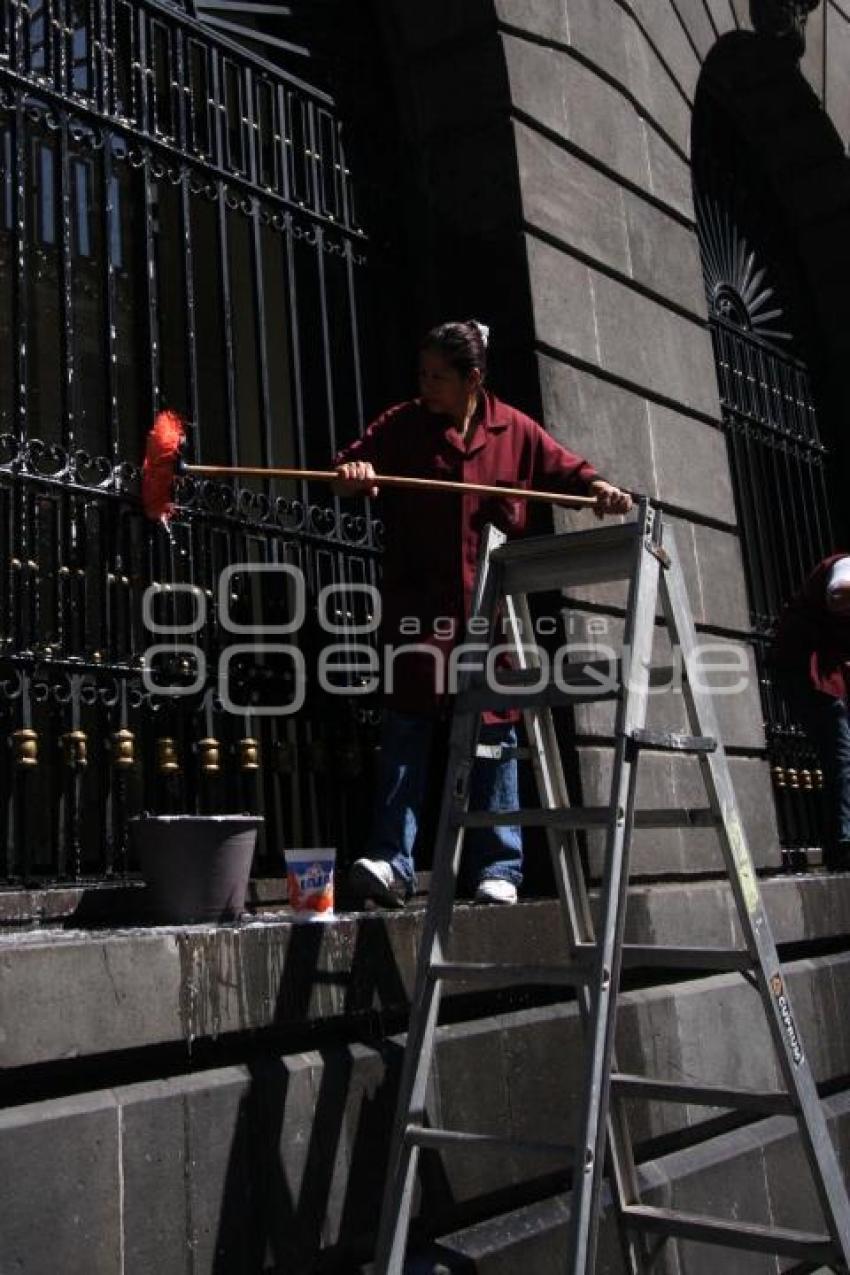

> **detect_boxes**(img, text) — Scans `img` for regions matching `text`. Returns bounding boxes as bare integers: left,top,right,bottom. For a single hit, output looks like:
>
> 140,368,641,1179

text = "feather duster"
141,410,186,522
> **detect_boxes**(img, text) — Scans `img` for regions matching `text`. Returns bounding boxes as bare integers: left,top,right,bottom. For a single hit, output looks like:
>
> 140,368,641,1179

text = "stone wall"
4,6,850,1274
3,881,850,1272
369,0,850,876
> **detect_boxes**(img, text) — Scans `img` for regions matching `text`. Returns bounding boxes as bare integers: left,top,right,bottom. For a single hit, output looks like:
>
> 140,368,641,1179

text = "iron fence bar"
9,667,36,878
275,77,289,203
141,153,159,416
0,63,365,242
785,437,815,590
243,70,273,482
12,97,27,447
731,421,768,627
760,428,787,623
251,202,274,471
314,225,338,522
179,170,198,434
764,430,791,612
283,213,308,490
344,236,364,432
808,455,832,561
0,481,10,648
711,323,731,411
80,0,96,100
216,185,238,466
58,115,76,451
101,138,121,462
100,0,113,117
20,491,33,652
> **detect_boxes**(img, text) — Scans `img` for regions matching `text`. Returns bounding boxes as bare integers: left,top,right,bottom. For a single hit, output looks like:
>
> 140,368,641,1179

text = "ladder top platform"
491,520,647,590
491,519,642,564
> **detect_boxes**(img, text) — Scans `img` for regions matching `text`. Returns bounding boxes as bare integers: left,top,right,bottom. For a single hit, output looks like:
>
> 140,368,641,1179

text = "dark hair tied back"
420,319,489,379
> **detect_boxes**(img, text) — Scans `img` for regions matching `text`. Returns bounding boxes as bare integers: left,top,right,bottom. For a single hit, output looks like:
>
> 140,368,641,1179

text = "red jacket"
335,392,600,716
772,554,850,700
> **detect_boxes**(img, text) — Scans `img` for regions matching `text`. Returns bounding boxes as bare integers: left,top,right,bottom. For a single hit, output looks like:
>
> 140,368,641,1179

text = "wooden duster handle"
183,464,598,508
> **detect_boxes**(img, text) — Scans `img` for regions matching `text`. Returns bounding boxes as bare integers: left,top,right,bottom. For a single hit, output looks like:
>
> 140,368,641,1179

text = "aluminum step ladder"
372,500,850,1275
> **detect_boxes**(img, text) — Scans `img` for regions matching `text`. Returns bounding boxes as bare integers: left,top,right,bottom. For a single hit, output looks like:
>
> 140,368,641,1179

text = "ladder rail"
373,525,508,1274
508,590,648,1275
565,505,663,1275
372,505,850,1275
659,527,850,1267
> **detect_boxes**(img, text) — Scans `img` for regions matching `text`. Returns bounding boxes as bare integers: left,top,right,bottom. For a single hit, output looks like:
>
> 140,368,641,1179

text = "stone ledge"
0,876,289,930
1,874,849,1070
2,1028,849,1275
428,1089,850,1275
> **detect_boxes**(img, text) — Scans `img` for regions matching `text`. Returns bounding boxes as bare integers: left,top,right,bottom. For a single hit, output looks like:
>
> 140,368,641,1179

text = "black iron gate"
697,162,834,863
0,0,385,884
708,313,832,861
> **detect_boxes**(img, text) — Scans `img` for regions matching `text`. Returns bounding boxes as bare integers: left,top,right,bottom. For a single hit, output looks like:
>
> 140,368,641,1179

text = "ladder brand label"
723,808,760,915
770,974,804,1067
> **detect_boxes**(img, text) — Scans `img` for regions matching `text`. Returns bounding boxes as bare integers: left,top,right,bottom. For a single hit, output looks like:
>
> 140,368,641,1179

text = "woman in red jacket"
773,555,850,871
334,320,632,907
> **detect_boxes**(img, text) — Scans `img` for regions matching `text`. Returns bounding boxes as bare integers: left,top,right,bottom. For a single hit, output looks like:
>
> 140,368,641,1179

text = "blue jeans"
787,677,850,846
364,709,523,892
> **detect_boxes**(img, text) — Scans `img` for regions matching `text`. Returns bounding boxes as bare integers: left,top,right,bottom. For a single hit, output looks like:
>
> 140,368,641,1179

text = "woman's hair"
420,319,489,379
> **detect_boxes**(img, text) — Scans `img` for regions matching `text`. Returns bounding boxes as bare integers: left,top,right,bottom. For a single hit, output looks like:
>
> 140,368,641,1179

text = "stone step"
3,1006,848,1274
399,1090,850,1275
2,875,850,1067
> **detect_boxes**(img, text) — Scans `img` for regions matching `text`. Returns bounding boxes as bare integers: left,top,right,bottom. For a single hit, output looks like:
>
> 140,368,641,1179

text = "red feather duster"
142,410,186,522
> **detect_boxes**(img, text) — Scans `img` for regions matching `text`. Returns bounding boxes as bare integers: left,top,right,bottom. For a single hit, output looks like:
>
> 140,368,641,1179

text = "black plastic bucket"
128,814,263,924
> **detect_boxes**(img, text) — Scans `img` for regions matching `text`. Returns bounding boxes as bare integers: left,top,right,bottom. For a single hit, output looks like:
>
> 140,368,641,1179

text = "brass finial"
239,737,260,771
12,727,38,768
199,737,221,774
156,737,180,774
112,728,136,770
62,729,88,769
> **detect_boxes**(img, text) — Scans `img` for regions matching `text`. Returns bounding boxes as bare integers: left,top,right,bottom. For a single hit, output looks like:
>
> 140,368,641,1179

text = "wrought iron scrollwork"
0,0,384,886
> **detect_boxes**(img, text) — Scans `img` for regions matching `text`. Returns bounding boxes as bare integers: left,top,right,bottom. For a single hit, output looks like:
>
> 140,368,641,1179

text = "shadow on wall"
205,918,406,1274
204,917,479,1274
196,911,572,1273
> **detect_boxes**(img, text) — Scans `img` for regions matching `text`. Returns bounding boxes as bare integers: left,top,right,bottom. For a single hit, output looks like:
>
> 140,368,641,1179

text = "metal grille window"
696,162,834,863
0,0,383,885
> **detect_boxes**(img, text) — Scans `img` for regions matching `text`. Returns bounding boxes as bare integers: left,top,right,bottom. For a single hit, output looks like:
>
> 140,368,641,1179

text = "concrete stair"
1,878,849,1272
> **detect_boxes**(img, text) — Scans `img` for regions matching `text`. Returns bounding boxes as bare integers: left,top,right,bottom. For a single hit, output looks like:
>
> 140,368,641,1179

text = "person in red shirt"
772,554,850,871
334,320,632,907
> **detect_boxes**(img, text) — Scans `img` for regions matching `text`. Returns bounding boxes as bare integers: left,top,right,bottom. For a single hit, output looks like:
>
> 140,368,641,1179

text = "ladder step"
429,959,587,988
575,943,753,972
459,664,621,711
629,727,717,755
456,806,715,830
458,807,614,830
493,523,641,592
458,663,675,713
621,1204,834,1262
611,1073,795,1115
405,1123,574,1161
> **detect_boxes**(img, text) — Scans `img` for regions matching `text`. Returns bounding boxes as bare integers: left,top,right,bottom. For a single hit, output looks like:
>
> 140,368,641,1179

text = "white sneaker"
348,858,407,908
474,879,518,905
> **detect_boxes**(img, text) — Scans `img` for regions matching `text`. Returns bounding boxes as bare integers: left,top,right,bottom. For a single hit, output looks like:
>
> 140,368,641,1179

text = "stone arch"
691,24,850,855
693,28,850,493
